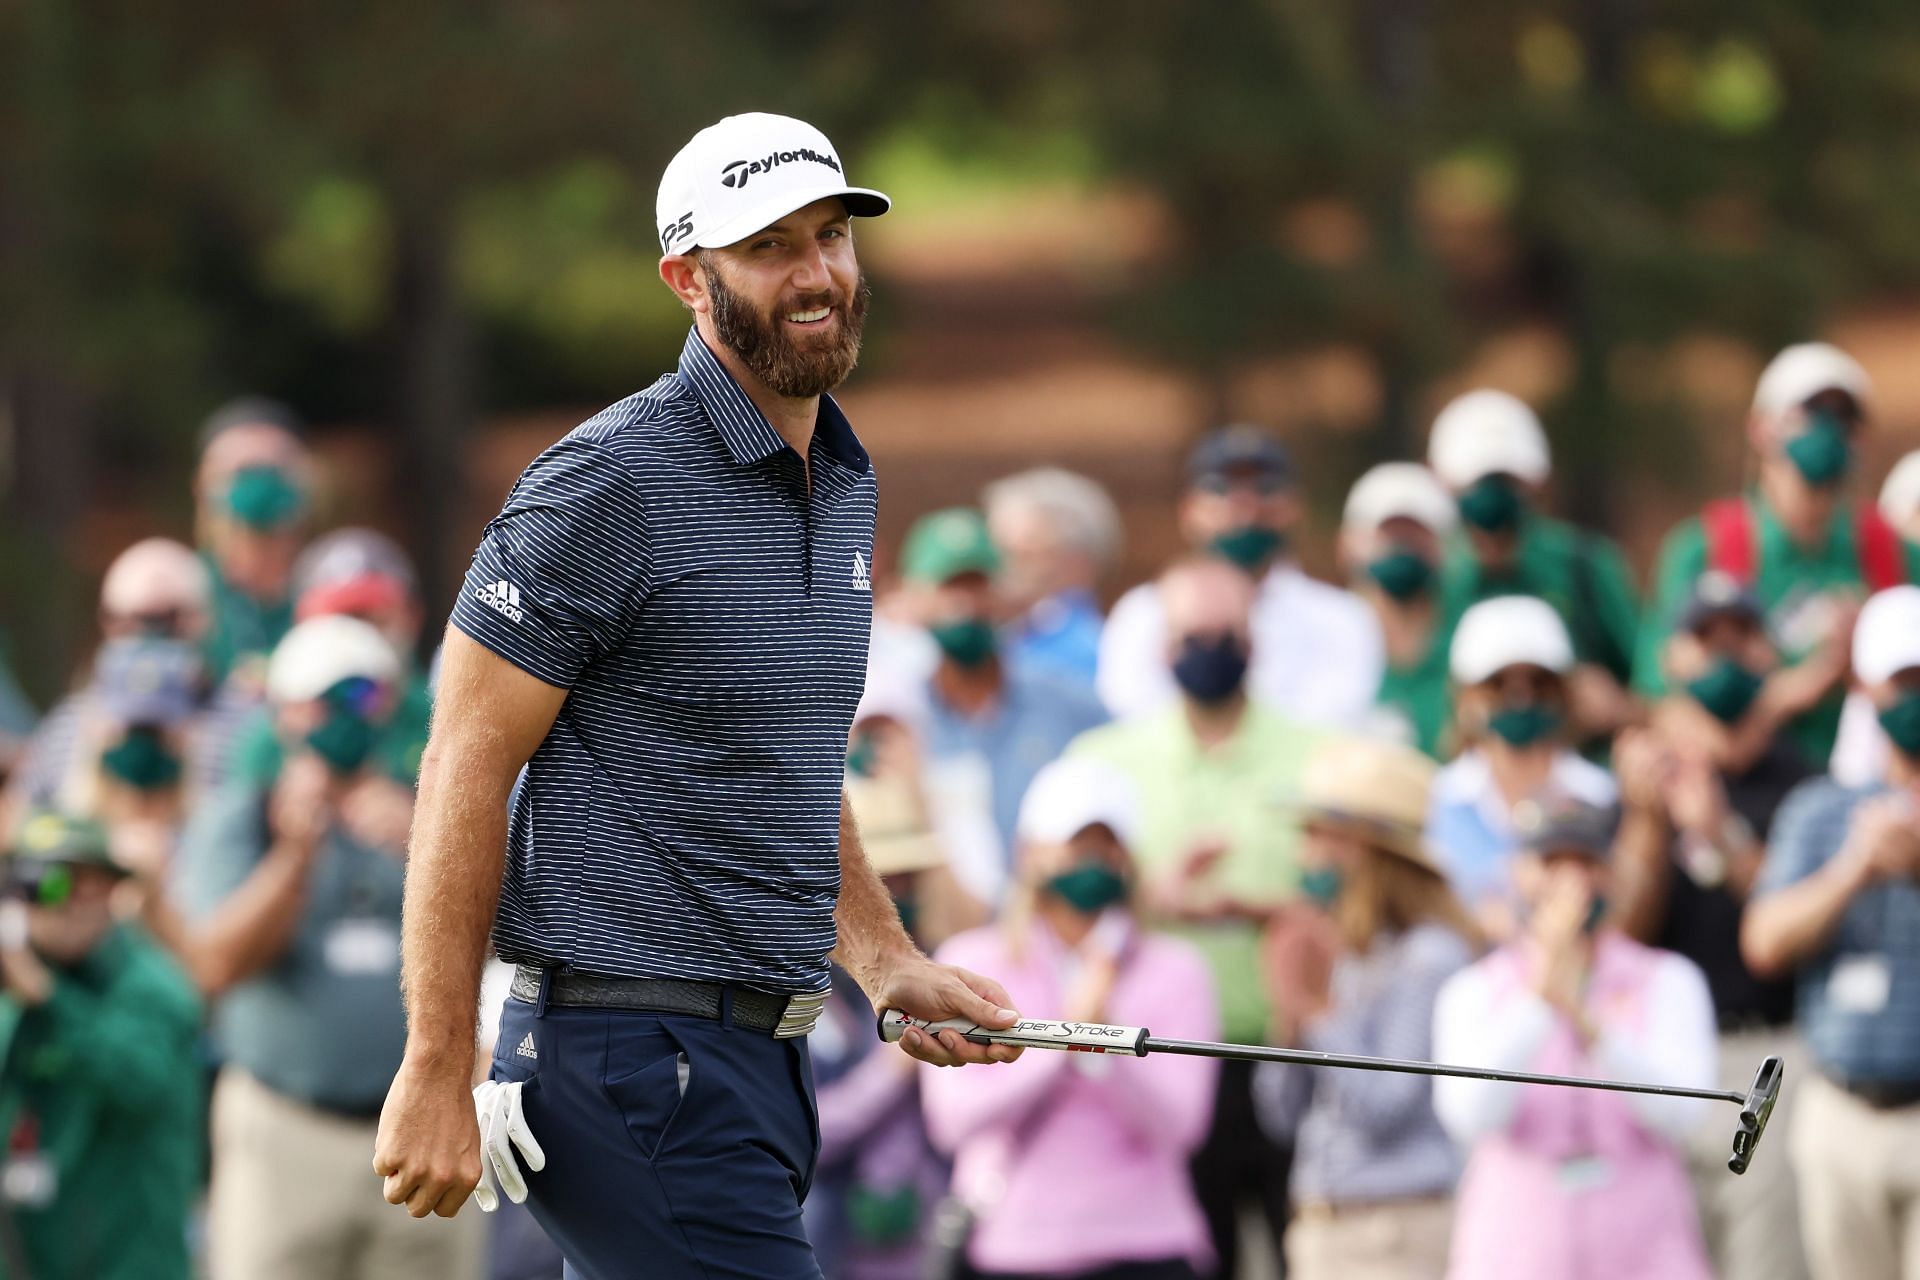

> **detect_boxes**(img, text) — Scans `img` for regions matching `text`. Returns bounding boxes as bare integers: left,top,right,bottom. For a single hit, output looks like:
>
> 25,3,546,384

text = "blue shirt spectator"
982,468,1122,692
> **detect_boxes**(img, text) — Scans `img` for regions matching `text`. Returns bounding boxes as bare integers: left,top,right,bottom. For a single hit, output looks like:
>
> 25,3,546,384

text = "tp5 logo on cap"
656,112,890,254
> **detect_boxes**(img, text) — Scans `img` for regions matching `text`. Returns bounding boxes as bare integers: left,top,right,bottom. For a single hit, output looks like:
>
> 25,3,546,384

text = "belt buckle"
773,989,827,1038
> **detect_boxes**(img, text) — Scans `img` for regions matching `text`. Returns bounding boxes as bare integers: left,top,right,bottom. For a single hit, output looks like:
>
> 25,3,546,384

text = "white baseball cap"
1016,757,1141,848
1854,586,1920,686
1343,462,1458,535
1428,390,1552,489
1879,450,1920,531
267,614,401,704
655,113,890,255
1752,343,1871,421
1450,595,1574,684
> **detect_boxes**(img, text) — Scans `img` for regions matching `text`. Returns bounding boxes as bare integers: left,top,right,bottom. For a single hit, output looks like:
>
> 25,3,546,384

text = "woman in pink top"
920,756,1220,1280
1432,797,1719,1280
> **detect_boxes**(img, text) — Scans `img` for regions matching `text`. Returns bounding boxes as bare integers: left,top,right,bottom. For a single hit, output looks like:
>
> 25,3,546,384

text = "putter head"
1728,1056,1784,1176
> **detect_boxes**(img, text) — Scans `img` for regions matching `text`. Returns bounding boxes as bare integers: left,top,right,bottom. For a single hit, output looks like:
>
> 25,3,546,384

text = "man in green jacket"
1636,343,1920,762
0,810,202,1280
1428,389,1642,745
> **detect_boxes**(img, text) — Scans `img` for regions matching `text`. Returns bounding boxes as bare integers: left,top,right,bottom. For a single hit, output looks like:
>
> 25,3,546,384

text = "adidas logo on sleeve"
476,579,525,623
851,552,872,592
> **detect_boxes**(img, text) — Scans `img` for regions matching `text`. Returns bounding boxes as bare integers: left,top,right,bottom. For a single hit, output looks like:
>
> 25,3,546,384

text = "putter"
881,1011,1784,1175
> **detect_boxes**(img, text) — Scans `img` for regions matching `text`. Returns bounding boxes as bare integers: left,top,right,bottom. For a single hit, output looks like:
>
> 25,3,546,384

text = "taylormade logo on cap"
719,148,842,189
656,112,890,254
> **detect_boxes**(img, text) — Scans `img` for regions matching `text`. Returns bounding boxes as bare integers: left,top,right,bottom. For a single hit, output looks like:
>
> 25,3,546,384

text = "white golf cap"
1450,594,1574,684
1879,450,1920,530
267,614,401,704
1853,585,1920,686
655,112,890,255
1752,342,1871,420
1343,462,1458,535
1016,757,1141,849
1428,390,1552,489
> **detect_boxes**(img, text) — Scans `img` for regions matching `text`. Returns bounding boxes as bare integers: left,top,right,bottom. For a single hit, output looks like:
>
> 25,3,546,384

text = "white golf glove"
472,1079,546,1212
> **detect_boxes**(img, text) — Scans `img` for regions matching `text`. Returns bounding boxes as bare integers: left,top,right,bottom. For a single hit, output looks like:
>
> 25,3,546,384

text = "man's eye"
821,228,846,240
753,239,779,251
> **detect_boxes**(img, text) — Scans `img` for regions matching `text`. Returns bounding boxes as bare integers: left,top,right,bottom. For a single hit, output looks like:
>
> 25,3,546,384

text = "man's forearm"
399,744,511,1070
156,841,314,996
1742,845,1872,978
829,793,917,998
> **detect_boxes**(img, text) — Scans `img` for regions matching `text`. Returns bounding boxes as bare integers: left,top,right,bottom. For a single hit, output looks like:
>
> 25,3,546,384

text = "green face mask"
305,678,383,775
1878,689,1920,758
1487,701,1561,748
1782,411,1852,488
225,465,306,531
1686,657,1766,725
1365,548,1435,602
1299,866,1344,908
1046,862,1129,914
845,733,878,778
1210,524,1285,571
100,726,182,791
929,617,997,668
1457,475,1526,534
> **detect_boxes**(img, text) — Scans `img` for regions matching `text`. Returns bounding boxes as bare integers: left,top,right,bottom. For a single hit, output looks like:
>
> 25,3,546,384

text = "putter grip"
878,1010,1150,1056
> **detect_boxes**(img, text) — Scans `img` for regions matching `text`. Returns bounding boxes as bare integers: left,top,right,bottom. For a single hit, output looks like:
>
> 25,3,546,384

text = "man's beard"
705,259,872,399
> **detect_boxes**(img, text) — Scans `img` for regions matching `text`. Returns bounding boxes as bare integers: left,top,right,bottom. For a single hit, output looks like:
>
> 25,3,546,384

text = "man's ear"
659,253,708,314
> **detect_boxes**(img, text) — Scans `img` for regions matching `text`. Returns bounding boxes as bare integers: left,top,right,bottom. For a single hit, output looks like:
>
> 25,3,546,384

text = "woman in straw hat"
1253,737,1480,1280
807,731,988,1280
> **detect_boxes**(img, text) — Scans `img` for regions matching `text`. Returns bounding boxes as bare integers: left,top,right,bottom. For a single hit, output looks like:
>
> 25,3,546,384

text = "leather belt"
510,966,826,1039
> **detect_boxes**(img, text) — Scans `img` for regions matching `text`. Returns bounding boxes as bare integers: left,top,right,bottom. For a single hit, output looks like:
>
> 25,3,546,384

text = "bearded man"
373,113,1021,1278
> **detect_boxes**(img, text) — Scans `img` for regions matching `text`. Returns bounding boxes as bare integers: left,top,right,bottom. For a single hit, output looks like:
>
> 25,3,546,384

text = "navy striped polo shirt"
450,328,876,994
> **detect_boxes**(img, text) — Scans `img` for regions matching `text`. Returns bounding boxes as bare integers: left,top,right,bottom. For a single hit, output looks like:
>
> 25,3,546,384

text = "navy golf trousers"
490,989,822,1279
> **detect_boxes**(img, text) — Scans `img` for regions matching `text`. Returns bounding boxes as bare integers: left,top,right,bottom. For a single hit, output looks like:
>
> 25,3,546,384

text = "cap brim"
689,186,892,252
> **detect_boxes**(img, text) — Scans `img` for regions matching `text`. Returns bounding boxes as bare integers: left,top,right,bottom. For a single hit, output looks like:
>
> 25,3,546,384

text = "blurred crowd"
3,341,1920,1279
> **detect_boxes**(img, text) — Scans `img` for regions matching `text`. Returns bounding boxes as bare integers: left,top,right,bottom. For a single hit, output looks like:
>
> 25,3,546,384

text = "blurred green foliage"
4,0,1920,697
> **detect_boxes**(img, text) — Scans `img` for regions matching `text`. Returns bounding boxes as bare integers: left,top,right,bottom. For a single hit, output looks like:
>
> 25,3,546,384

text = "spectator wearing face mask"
1743,586,1920,1280
1609,571,1815,1280
1429,596,1617,940
1828,449,1920,787
226,528,434,802
902,509,1106,899
1070,555,1329,1279
0,810,202,1280
1434,798,1718,1280
920,757,1220,1280
1339,463,1460,758
5,539,215,831
1098,426,1383,728
1252,739,1479,1280
1428,391,1642,744
163,616,483,1280
193,397,314,689
981,467,1123,692
1638,345,1920,764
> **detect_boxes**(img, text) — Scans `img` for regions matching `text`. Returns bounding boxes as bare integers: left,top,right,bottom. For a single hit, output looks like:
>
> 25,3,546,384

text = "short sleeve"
450,434,653,688
1754,778,1847,898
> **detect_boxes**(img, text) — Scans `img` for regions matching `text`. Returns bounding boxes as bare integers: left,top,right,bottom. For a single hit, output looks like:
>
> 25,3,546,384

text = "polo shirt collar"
676,328,870,475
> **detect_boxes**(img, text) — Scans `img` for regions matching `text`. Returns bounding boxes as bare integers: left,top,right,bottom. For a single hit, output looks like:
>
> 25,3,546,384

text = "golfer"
372,112,1022,1278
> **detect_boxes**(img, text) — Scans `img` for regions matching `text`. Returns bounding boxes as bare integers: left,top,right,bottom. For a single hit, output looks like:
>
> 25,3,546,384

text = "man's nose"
789,242,831,294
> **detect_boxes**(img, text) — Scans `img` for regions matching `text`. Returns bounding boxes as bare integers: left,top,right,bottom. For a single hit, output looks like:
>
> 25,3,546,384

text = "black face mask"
1171,632,1250,704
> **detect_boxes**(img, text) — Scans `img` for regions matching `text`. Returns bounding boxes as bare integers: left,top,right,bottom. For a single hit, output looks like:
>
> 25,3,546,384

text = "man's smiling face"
695,196,871,399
